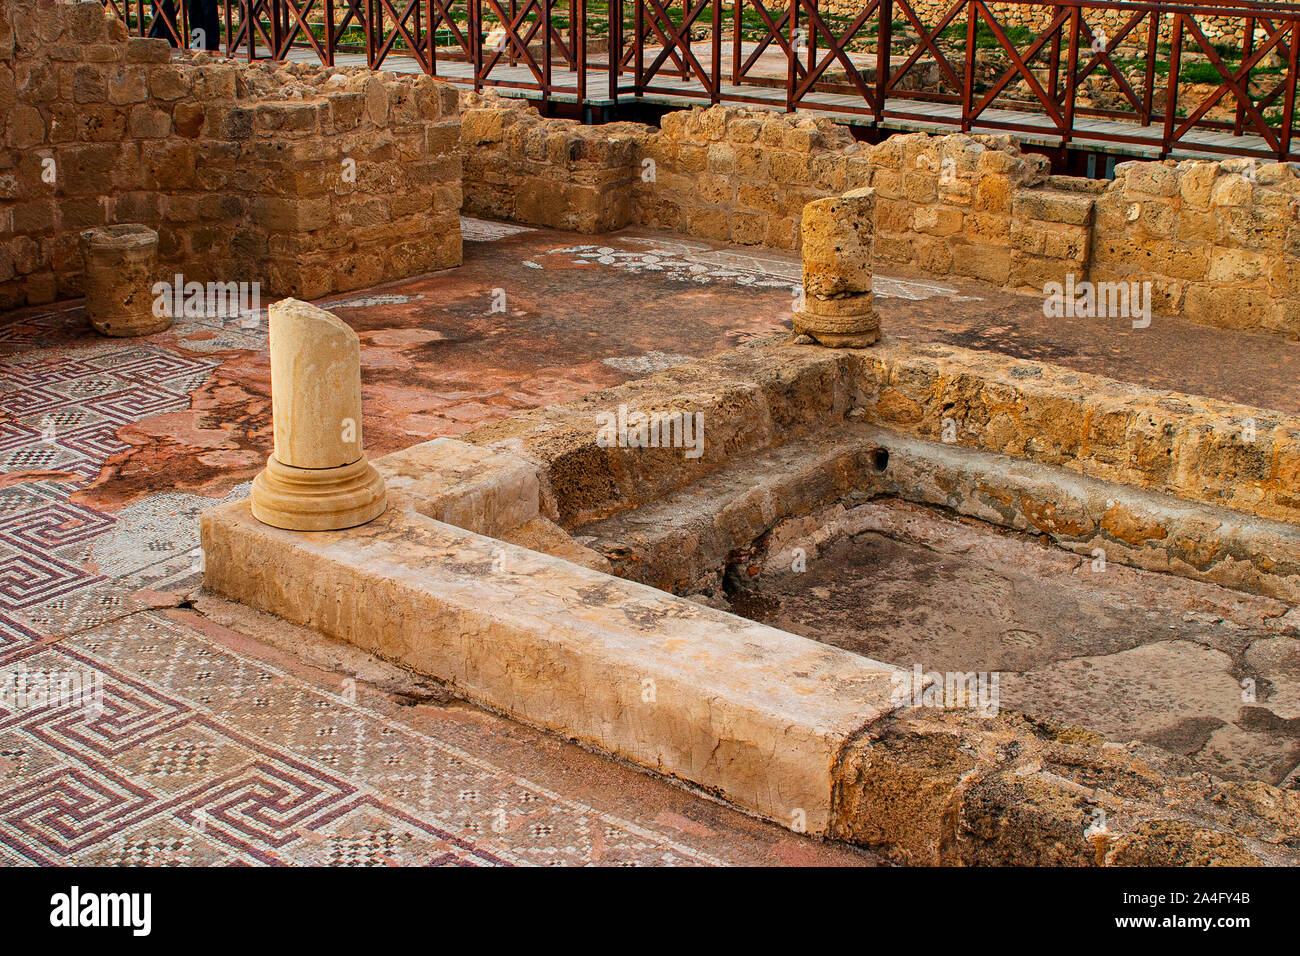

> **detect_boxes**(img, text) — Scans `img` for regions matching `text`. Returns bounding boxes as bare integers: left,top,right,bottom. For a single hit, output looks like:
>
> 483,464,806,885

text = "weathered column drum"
79,224,170,337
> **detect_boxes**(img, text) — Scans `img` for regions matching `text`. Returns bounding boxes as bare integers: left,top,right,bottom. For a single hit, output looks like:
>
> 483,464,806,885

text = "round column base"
793,298,881,348
91,314,174,337
250,455,388,531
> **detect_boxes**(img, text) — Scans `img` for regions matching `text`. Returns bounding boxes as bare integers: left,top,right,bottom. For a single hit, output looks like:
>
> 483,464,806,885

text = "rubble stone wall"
1,0,462,309
465,337,1300,532
641,107,1091,293
461,95,1300,337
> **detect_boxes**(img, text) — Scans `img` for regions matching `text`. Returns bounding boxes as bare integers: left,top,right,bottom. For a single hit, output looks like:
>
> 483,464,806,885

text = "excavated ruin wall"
460,94,1300,337
830,707,1300,866
0,0,462,309
459,90,644,232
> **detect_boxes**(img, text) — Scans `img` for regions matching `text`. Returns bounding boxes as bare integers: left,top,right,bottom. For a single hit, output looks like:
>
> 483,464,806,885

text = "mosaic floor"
1,220,900,866
4,217,1295,866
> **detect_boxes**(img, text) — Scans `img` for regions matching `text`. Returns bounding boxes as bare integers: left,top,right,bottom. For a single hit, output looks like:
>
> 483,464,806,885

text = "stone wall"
461,95,1084,285
460,96,1300,338
1,0,462,310
856,339,1300,525
459,90,642,233
1093,157,1300,336
642,108,1091,291
465,336,1300,533
832,706,1300,866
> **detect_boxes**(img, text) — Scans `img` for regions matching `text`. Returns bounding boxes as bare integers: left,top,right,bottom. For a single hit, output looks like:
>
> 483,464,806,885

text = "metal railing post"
1142,9,1157,125
732,0,742,86
1062,3,1079,148
634,0,644,95
1162,12,1184,157
471,0,483,90
876,0,891,125
577,0,587,104
609,0,622,101
711,0,721,102
961,0,975,132
1235,15,1256,137
785,0,796,110
1283,20,1299,159
543,0,553,104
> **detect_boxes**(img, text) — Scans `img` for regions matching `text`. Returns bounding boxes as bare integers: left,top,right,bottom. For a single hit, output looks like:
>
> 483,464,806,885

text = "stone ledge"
467,337,1300,533
858,339,1300,525
373,437,540,539
576,432,883,594
466,344,859,526
200,494,904,834
860,428,1300,604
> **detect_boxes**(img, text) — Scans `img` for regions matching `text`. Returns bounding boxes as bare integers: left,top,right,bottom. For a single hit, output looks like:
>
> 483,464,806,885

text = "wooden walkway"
285,47,1278,161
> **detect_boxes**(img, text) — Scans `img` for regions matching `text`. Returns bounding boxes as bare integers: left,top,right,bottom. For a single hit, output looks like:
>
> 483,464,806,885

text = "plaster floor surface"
2,216,1298,864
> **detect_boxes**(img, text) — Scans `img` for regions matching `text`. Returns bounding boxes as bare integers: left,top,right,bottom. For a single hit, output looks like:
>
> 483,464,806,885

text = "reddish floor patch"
38,226,805,512
8,220,1300,516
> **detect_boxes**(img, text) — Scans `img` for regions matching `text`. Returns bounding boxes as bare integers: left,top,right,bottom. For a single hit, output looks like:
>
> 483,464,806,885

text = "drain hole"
872,448,890,472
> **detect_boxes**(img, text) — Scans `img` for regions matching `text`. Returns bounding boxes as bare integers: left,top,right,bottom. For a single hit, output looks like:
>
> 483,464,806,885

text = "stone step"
573,428,888,594
868,427,1300,605
575,421,1300,604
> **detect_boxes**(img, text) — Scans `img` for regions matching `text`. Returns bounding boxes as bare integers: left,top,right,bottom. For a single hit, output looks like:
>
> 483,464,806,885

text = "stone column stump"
79,225,171,337
250,299,388,531
794,188,880,347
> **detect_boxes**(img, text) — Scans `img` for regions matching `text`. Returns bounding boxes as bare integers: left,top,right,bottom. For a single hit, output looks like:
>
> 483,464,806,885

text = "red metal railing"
103,0,1300,159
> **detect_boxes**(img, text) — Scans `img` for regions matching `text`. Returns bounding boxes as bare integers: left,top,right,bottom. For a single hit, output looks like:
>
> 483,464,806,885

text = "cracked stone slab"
1000,641,1245,747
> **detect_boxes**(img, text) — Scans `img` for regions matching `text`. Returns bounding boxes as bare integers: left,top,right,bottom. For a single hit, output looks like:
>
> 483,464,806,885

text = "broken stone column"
250,299,387,531
795,187,880,347
79,225,171,337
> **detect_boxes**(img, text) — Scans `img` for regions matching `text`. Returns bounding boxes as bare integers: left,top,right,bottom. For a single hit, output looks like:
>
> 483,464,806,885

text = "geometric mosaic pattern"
0,308,236,619
0,613,737,866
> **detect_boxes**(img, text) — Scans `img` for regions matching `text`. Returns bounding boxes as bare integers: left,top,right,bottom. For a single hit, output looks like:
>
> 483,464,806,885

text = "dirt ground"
728,498,1300,789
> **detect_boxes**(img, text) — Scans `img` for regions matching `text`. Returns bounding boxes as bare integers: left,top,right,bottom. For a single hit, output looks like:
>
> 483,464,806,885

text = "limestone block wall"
855,340,1300,525
461,99,1088,287
235,63,462,298
1,0,462,309
459,91,642,233
822,127,1090,290
634,106,844,250
1092,158,1300,337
